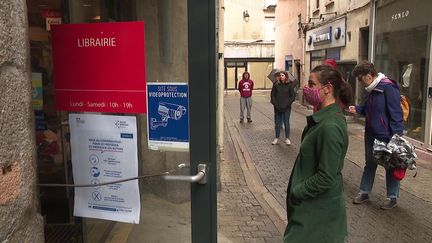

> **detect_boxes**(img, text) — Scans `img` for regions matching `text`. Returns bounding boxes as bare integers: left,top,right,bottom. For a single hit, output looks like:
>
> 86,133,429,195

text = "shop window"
27,0,137,241
28,0,72,224
375,25,428,142
326,48,340,61
248,62,274,89
310,50,326,70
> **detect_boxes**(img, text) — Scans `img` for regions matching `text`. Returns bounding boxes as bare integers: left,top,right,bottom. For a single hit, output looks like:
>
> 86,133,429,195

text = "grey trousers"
240,97,252,120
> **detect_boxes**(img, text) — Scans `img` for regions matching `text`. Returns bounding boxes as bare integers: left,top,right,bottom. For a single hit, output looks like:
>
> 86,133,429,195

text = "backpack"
381,78,410,122
400,94,410,122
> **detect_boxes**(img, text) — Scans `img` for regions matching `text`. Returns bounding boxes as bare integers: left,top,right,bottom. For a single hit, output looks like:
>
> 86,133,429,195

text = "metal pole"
369,0,376,62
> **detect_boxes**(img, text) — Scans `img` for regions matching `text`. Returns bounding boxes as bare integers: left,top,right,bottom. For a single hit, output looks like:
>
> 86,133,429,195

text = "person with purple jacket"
349,61,403,210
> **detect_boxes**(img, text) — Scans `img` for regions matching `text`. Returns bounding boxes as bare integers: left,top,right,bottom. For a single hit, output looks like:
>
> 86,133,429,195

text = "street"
218,93,432,243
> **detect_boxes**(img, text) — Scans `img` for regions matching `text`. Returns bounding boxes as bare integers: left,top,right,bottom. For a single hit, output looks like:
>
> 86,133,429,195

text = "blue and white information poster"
69,114,140,224
147,83,189,151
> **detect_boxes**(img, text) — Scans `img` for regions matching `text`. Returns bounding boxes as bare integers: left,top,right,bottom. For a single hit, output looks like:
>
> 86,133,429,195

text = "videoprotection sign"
147,83,189,151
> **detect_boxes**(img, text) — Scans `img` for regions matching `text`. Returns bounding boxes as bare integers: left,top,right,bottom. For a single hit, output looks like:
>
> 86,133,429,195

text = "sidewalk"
219,93,432,242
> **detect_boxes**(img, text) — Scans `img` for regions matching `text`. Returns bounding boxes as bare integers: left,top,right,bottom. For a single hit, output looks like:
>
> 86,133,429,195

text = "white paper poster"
69,114,140,224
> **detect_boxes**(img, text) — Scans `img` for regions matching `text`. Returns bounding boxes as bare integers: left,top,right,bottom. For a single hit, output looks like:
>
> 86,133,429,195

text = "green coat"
284,103,348,243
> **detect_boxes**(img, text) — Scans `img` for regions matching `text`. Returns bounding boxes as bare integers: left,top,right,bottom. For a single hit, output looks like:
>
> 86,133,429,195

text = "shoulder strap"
380,77,400,90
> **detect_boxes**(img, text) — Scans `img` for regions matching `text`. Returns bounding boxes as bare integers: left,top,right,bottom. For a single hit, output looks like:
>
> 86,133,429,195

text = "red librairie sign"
51,21,146,113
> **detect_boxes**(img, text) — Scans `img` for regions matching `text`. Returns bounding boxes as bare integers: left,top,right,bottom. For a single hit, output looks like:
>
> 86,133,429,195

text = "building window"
375,26,428,141
264,16,275,41
298,14,302,38
316,0,320,9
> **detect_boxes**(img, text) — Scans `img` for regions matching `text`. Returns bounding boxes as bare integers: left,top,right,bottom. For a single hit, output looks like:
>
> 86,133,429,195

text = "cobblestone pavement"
222,93,432,243
217,123,283,242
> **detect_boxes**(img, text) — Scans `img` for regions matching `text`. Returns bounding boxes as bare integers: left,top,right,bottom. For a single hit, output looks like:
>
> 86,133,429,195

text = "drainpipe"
300,0,310,104
158,0,172,63
369,0,375,62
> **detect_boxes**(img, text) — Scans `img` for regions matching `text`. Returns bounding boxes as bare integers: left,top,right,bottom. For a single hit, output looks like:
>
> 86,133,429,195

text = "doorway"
225,61,246,90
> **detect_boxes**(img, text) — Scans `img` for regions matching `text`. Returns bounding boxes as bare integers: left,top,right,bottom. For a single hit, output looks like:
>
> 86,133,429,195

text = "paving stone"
243,237,266,243
219,226,240,232
250,231,272,238
245,221,266,227
264,237,284,243
238,225,258,232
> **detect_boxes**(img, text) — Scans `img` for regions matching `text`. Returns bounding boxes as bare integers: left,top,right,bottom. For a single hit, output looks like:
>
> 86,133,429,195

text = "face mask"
303,86,324,107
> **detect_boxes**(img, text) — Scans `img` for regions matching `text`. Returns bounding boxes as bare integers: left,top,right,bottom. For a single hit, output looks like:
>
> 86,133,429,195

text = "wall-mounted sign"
69,114,140,224
334,27,342,40
391,10,409,21
46,17,61,31
42,10,61,31
313,27,332,45
305,17,346,52
146,83,189,151
51,22,146,113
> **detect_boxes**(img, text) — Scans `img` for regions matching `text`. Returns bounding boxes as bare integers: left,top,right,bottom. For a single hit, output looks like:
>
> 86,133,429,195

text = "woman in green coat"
284,65,352,243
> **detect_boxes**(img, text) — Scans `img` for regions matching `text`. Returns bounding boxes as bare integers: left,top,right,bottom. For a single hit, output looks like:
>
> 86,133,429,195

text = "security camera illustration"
150,102,187,130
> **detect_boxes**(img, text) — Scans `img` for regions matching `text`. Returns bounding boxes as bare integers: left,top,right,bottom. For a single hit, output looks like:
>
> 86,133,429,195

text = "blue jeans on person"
274,108,291,139
359,133,400,198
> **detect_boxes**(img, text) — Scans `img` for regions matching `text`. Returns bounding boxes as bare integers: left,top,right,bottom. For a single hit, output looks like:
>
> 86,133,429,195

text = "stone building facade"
224,0,276,90
0,0,44,241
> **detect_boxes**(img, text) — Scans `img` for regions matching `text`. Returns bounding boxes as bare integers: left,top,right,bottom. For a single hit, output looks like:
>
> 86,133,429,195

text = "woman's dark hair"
352,61,378,77
278,71,290,83
242,71,250,80
311,65,353,105
280,70,289,77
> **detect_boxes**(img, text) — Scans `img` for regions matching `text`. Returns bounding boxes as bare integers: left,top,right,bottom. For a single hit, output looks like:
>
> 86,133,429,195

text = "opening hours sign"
51,21,146,113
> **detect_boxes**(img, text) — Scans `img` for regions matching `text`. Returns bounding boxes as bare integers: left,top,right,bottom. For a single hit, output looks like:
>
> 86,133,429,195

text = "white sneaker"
272,138,279,145
285,138,291,145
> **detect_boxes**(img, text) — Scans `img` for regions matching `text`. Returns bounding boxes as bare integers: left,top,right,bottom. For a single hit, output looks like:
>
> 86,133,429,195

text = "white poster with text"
69,114,140,224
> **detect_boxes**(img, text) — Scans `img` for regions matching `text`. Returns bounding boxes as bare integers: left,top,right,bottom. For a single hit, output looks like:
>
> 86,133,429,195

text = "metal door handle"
162,164,207,184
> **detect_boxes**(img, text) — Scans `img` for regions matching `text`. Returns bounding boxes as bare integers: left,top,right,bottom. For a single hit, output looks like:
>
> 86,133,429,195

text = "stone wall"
0,0,44,242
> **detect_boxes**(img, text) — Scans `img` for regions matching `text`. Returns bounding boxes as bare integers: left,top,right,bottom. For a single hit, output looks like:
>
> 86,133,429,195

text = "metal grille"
44,224,83,243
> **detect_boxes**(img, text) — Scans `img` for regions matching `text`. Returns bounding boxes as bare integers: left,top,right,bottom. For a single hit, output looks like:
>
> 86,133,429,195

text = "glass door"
226,66,236,89
427,32,432,150
32,0,217,242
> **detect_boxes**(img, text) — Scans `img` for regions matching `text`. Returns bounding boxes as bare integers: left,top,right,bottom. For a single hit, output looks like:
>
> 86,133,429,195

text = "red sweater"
238,79,254,97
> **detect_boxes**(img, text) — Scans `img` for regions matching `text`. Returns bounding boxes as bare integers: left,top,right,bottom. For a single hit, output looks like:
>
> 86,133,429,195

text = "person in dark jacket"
270,71,296,145
284,65,352,242
238,71,254,123
349,61,404,210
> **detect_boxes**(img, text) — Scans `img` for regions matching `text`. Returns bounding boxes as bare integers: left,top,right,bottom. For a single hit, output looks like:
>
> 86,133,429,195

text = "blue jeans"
359,134,400,198
274,108,291,139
